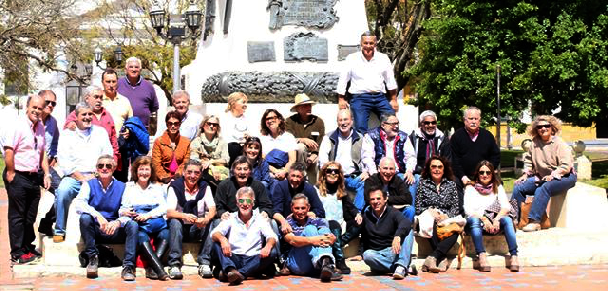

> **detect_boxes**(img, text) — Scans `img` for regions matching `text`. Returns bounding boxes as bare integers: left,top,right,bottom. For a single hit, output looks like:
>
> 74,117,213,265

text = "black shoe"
86,255,99,278
336,259,351,274
145,267,158,280
121,265,136,281
227,268,245,285
320,257,342,282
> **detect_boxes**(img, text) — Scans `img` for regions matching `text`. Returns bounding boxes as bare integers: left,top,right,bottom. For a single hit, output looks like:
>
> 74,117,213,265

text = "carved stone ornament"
267,0,339,30
284,32,328,62
200,71,339,103
247,41,276,63
337,44,361,61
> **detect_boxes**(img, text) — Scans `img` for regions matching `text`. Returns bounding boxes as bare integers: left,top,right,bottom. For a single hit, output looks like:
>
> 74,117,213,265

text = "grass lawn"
587,160,608,189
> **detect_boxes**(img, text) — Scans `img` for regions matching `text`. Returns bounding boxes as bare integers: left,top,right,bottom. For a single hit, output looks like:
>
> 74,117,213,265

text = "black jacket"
214,177,273,218
363,173,412,209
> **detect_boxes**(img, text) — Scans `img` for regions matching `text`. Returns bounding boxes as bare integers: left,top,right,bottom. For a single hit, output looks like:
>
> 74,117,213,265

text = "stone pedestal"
549,182,608,230
574,154,592,181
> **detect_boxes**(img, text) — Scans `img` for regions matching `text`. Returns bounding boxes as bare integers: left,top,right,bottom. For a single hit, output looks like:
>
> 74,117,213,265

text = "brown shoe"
522,222,541,232
423,256,439,273
278,265,291,276
508,255,520,272
53,235,65,243
476,253,491,272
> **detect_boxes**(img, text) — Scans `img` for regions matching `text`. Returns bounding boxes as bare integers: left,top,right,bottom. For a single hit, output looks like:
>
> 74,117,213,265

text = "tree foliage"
408,0,608,131
366,0,431,91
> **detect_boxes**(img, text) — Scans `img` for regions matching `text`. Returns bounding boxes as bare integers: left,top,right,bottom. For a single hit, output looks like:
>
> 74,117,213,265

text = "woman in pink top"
511,115,576,232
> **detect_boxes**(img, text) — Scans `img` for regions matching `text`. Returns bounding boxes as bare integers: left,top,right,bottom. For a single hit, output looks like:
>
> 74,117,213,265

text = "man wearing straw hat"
286,93,325,185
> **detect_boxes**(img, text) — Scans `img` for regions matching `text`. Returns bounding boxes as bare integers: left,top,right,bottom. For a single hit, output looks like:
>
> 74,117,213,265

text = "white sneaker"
198,264,212,278
393,265,406,280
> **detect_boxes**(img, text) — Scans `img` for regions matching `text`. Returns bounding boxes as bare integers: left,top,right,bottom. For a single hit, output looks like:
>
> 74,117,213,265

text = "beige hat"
290,93,317,112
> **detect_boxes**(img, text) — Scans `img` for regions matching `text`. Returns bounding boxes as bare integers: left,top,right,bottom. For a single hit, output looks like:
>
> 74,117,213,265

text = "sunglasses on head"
478,170,492,176
423,121,437,125
536,124,551,130
247,136,261,142
238,198,253,204
45,100,57,107
96,163,113,170
325,168,340,175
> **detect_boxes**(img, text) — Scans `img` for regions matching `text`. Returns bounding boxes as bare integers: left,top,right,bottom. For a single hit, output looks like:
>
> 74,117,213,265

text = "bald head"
337,109,353,135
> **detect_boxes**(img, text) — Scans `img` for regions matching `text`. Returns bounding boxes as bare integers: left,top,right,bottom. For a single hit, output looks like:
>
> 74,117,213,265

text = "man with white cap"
285,93,325,184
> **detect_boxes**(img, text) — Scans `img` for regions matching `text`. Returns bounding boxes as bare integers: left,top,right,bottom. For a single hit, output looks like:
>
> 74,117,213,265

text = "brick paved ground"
2,188,607,290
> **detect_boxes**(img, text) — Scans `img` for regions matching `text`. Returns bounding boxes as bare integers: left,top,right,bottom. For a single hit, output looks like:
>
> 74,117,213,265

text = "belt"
16,170,38,177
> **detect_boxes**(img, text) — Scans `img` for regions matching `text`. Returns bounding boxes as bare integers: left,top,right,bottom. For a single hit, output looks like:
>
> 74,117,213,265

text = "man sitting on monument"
285,93,325,185
336,31,399,133
210,187,278,285
283,194,343,282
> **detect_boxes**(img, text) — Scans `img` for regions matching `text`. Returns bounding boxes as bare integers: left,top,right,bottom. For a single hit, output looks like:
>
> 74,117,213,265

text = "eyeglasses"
265,116,278,121
45,100,57,107
536,124,551,130
478,170,492,176
206,122,219,128
430,164,444,169
238,198,253,204
96,163,113,170
325,169,340,175
423,121,437,125
167,121,181,127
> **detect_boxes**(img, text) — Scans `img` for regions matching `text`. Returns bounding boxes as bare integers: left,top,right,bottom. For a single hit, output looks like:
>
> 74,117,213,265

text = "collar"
23,116,40,132
160,130,181,146
291,114,317,127
465,127,479,138
231,176,253,187
359,50,377,62
295,216,311,227
236,211,257,226
97,177,115,191
180,110,190,122
339,128,353,140
371,204,388,220
288,181,305,193
125,75,143,86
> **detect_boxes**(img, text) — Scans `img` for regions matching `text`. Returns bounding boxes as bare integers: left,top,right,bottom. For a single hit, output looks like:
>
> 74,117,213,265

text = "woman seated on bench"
464,161,519,272
512,115,577,232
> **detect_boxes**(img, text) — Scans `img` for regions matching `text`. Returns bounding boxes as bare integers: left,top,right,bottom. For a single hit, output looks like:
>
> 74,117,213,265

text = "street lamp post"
149,0,202,93
94,45,123,69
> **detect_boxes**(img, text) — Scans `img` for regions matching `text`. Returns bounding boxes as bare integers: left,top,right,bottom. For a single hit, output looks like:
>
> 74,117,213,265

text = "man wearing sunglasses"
210,187,278,284
54,102,113,243
72,155,138,281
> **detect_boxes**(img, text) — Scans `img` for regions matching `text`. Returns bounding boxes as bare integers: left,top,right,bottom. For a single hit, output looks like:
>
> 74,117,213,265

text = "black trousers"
427,223,459,260
3,170,41,259
227,142,243,168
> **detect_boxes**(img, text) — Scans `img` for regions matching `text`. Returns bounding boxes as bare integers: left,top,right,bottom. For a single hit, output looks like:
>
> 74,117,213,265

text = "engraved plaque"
284,33,328,62
337,45,361,61
268,0,338,29
247,41,276,63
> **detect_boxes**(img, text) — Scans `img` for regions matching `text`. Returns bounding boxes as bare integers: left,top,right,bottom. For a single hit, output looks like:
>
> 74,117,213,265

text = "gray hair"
336,109,352,121
236,187,255,200
38,90,56,100
291,193,310,206
289,162,307,174
361,31,376,38
82,85,103,101
75,102,93,115
379,157,397,168
380,113,398,124
125,56,142,67
96,154,116,167
463,106,481,118
172,90,190,101
183,159,203,171
419,110,437,124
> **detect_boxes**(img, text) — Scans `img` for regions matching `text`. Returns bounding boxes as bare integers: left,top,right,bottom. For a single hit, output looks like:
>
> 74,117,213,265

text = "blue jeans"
466,217,518,256
286,225,334,276
54,177,82,236
79,213,138,267
168,218,210,267
350,93,395,133
137,227,170,246
511,174,577,221
212,242,277,277
362,236,411,273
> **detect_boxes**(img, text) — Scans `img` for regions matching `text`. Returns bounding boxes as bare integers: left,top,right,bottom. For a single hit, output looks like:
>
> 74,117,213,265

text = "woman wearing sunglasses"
190,115,229,189
317,162,361,274
464,161,519,272
119,156,170,280
416,155,461,273
512,115,576,232
152,110,190,183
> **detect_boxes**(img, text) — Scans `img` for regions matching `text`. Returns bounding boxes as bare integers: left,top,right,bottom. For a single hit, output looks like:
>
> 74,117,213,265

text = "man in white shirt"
210,187,278,285
173,90,203,141
166,160,216,279
336,31,399,133
53,102,113,242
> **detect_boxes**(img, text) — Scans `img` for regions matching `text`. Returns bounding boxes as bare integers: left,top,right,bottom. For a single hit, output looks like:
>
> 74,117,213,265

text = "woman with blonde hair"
221,92,249,166
317,162,361,274
512,115,576,232
190,114,229,191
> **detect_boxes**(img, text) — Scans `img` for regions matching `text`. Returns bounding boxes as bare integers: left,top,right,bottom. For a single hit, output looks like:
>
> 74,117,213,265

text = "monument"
183,0,417,132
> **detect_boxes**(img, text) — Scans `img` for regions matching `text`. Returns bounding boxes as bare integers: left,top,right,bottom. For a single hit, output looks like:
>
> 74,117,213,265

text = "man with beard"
117,56,159,135
2,95,51,264
336,31,399,133
65,85,120,167
53,102,113,242
210,187,278,285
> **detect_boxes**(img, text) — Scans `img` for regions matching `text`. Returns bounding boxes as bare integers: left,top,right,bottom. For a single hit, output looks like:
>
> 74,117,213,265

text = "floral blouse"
415,177,460,218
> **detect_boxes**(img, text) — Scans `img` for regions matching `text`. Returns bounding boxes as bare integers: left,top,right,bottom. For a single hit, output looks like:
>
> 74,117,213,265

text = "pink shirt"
4,116,46,172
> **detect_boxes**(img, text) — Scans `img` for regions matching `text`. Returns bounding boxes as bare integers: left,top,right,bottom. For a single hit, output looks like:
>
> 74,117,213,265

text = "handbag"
436,222,465,240
517,198,551,229
483,198,519,230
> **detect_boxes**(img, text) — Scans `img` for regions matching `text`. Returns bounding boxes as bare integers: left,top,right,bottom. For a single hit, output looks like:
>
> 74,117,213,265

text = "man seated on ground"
166,160,216,279
272,162,325,235
54,102,113,242
73,155,138,281
361,185,412,279
210,187,278,285
284,194,343,282
205,155,274,277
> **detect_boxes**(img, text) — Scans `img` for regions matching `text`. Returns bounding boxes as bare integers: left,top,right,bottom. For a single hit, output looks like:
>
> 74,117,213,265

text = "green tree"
408,0,608,131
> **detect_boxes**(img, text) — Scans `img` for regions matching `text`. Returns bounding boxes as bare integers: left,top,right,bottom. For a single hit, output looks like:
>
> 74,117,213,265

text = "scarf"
421,131,437,161
474,182,493,195
199,134,220,158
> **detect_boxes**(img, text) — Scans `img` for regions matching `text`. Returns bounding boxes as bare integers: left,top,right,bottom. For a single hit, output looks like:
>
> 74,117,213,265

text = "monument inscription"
337,45,361,61
247,41,276,63
267,0,339,29
284,33,328,62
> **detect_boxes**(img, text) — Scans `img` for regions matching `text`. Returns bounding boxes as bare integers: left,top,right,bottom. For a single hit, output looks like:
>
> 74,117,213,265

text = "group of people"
1,32,577,284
